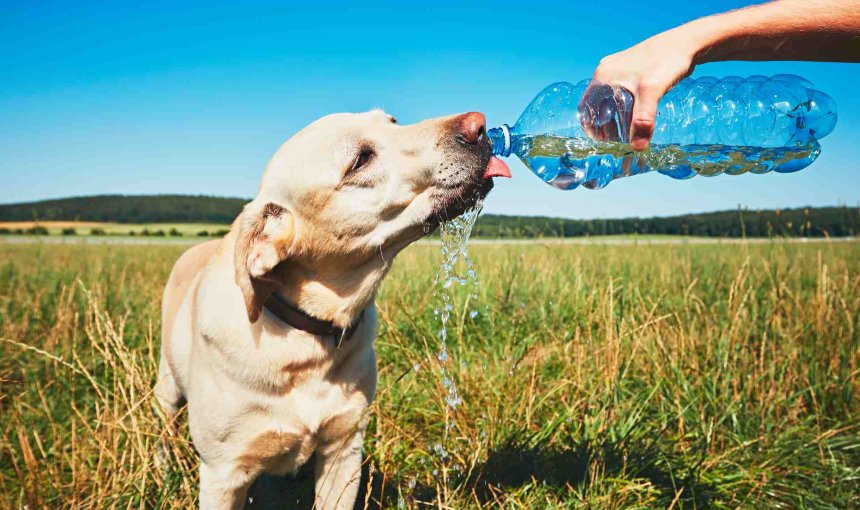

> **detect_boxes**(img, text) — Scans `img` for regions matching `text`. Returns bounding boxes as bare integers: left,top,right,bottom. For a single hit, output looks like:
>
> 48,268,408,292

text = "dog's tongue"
483,156,511,179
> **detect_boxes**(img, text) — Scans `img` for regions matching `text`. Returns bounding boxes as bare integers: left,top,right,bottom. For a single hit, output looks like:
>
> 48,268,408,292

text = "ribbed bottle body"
489,75,836,190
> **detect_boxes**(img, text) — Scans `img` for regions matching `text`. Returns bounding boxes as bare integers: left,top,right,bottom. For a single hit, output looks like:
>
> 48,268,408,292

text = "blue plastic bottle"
487,75,837,190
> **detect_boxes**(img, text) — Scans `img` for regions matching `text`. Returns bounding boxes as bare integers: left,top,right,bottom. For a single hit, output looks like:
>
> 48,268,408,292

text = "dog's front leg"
314,431,364,510
199,461,252,510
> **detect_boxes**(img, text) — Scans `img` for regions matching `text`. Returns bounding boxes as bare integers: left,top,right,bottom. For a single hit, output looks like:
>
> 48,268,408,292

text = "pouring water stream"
427,197,484,491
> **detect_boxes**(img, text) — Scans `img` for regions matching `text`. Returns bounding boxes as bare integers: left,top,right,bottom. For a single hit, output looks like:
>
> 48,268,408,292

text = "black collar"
263,292,364,347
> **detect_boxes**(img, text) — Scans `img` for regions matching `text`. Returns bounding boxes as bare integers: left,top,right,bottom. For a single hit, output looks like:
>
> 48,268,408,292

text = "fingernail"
631,137,648,151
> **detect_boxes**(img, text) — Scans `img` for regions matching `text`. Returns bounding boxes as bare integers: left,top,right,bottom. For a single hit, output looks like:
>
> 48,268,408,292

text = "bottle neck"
487,124,512,157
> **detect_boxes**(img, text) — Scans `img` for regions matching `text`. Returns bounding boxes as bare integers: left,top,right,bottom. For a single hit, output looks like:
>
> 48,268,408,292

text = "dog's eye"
349,148,375,173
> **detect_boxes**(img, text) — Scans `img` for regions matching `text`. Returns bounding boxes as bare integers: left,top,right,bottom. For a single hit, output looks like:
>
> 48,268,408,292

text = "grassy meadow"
1,239,859,509
0,221,704,242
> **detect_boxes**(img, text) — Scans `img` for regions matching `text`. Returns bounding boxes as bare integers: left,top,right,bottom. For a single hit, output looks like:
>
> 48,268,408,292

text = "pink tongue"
483,156,511,179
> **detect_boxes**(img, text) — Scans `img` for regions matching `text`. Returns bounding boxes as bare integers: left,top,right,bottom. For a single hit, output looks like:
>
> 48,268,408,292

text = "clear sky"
1,0,857,219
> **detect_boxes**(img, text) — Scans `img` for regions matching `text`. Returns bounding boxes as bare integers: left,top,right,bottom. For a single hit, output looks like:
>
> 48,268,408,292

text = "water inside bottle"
517,134,821,190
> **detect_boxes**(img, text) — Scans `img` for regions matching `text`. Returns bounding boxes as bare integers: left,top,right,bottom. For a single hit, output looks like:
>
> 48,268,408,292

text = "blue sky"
1,0,857,219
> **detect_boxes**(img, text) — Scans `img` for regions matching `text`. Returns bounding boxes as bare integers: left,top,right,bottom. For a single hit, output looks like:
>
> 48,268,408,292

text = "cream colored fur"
155,110,494,509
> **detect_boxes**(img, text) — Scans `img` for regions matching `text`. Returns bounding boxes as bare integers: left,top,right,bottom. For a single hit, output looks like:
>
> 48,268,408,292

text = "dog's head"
234,110,510,323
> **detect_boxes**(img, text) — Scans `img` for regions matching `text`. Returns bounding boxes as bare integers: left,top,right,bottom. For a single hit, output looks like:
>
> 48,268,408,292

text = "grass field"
1,240,859,509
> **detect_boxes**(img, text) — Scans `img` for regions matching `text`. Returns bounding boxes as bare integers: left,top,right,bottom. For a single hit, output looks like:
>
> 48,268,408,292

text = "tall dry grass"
1,240,858,509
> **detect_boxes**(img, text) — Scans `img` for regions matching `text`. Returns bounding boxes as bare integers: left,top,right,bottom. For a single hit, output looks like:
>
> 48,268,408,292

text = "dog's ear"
234,202,296,323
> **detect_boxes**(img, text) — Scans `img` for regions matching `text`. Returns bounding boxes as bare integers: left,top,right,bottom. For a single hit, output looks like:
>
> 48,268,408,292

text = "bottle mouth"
487,124,512,157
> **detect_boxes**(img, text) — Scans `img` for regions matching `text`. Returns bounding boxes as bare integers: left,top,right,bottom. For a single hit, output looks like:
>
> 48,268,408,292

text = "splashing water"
426,197,484,489
433,198,483,412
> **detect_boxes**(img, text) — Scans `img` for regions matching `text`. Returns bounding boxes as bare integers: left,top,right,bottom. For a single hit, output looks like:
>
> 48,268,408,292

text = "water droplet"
446,389,462,409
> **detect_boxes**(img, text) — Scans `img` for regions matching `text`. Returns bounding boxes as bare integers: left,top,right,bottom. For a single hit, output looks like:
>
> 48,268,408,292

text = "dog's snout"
455,112,486,145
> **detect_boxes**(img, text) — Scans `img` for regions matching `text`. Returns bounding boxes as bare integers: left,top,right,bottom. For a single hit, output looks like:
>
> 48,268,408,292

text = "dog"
154,109,511,509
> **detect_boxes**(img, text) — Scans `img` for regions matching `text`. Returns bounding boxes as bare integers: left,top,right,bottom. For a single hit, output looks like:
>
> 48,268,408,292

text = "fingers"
579,81,626,142
630,84,661,151
581,79,663,149
588,46,689,150
578,82,602,140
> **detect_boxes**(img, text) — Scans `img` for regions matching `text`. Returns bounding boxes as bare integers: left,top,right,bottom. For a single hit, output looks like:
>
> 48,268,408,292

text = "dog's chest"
198,308,376,477
234,367,369,476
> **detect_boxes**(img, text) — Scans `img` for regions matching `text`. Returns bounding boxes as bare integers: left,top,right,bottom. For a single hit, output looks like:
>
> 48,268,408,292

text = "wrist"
649,16,715,69
680,15,730,66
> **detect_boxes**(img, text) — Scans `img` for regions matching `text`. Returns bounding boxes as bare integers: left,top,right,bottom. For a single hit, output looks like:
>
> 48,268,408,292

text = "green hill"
0,194,857,238
0,194,247,224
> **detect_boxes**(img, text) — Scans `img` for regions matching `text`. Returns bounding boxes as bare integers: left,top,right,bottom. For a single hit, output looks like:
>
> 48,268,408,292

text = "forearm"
676,0,860,64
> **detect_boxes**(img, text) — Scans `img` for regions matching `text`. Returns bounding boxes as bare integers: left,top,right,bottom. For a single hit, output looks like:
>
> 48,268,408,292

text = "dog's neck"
274,256,390,328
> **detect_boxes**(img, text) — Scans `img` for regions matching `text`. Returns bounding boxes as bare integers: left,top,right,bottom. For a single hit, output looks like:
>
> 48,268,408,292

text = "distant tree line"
0,195,857,238
0,194,247,224
473,207,859,238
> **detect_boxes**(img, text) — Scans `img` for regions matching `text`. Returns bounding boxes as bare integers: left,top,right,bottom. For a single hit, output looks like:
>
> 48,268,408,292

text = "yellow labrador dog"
155,110,511,509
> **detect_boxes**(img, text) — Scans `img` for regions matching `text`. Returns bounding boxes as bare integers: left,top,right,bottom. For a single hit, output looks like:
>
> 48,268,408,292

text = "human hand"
582,0,859,151
587,30,699,150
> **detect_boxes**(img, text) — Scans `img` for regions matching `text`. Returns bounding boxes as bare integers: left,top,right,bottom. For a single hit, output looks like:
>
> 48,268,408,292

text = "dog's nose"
456,112,486,145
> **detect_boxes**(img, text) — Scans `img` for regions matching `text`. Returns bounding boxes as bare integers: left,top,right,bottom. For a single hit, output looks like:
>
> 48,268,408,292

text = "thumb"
629,85,661,151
